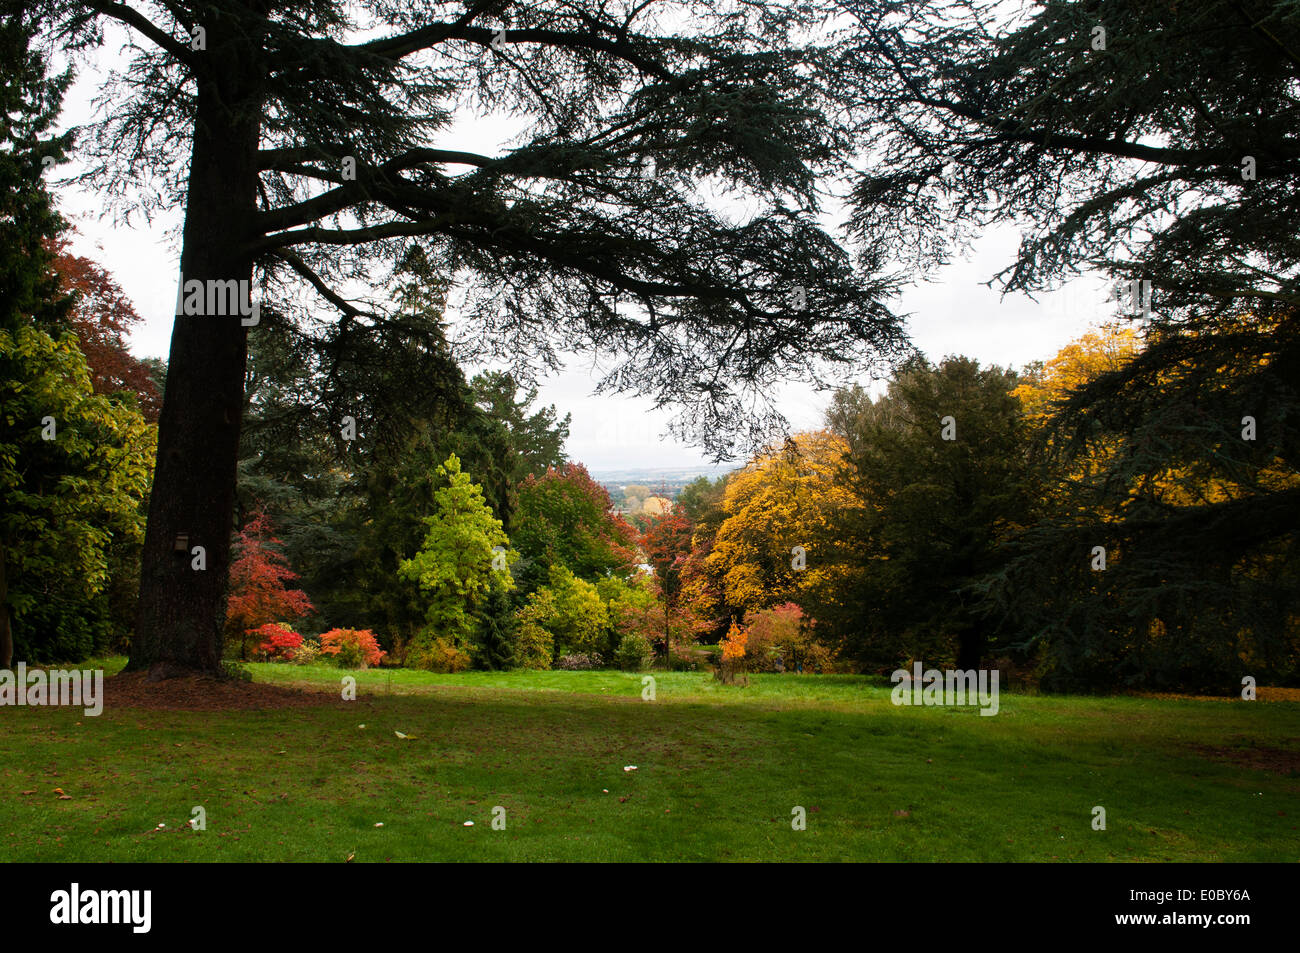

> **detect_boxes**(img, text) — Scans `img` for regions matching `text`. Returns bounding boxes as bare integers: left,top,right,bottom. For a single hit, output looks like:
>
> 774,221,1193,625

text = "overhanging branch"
83,0,197,68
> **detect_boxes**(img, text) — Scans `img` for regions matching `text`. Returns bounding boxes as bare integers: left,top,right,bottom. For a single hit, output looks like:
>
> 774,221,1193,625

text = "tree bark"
126,20,265,679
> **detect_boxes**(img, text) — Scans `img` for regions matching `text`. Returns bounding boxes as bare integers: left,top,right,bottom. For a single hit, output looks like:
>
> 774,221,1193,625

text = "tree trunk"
126,24,265,679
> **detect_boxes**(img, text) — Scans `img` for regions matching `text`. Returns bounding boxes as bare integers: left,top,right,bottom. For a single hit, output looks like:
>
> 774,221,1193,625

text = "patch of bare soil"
104,670,351,712
1189,740,1300,776
1136,686,1300,702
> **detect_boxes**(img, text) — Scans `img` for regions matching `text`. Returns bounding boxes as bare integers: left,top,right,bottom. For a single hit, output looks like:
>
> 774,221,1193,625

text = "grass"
1,657,1297,861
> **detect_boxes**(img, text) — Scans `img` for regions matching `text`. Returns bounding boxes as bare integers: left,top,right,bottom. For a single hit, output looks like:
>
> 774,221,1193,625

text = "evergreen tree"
838,0,1300,686
829,357,1032,670
475,583,518,671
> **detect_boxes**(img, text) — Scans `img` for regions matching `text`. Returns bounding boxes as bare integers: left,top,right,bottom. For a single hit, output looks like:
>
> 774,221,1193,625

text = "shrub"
513,618,554,670
249,623,302,662
291,638,322,665
408,635,472,673
741,603,833,673
556,652,602,671
220,660,253,682
614,632,653,671
716,621,749,684
319,628,386,669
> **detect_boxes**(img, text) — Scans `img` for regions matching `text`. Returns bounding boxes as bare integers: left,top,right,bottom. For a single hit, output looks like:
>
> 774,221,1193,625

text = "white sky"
51,26,1115,471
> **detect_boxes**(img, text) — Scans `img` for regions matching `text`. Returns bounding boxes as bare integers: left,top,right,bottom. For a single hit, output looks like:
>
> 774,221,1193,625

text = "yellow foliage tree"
1012,324,1141,425
1016,321,1297,513
706,430,866,624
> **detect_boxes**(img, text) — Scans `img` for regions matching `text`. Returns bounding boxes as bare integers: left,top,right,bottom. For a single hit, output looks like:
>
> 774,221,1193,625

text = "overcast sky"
52,30,1114,472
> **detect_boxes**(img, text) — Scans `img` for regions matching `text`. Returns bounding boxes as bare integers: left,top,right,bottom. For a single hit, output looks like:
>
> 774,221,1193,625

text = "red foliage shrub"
225,508,314,659
250,623,303,662
319,628,386,669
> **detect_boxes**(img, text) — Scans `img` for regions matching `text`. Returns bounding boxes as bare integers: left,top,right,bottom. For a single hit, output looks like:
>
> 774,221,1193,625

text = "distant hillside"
586,464,734,486
588,464,736,511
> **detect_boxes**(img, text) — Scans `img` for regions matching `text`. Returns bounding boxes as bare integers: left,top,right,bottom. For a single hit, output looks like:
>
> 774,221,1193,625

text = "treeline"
670,324,1300,693
0,13,163,666
0,228,161,665
227,307,669,672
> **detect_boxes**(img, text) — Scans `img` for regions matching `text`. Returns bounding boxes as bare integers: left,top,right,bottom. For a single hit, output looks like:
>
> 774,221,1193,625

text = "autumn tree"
988,322,1300,691
512,463,638,595
837,0,1300,685
40,0,910,679
640,505,693,656
707,430,864,644
48,236,162,421
224,507,314,659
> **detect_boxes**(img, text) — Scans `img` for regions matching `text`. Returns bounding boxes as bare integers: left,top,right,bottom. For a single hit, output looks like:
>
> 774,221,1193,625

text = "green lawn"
2,658,1297,861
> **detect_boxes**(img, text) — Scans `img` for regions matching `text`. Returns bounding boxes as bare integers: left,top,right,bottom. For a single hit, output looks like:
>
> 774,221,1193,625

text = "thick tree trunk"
127,24,264,679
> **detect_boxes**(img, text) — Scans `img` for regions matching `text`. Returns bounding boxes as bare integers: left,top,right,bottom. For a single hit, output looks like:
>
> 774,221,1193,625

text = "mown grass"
1,658,1296,861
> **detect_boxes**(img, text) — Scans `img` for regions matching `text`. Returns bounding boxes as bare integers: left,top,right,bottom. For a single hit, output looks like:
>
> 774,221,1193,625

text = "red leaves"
516,463,639,575
641,505,693,599
45,235,162,421
319,629,386,669
225,507,314,640
249,623,303,661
